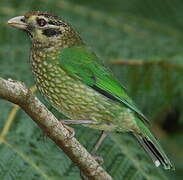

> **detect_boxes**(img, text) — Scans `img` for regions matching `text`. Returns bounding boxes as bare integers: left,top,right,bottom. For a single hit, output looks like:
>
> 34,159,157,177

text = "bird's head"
7,11,83,48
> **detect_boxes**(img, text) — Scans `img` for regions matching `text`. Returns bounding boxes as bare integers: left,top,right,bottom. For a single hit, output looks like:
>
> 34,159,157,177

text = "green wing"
59,45,149,124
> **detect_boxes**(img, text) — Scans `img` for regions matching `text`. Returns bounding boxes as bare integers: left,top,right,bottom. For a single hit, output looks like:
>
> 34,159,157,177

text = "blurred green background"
0,0,183,179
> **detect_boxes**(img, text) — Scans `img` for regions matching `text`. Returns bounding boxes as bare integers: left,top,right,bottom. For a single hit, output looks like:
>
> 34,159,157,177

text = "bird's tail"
133,127,174,170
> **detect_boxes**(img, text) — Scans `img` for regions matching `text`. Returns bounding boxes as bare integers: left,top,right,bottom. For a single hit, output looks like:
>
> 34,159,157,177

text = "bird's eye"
37,18,47,27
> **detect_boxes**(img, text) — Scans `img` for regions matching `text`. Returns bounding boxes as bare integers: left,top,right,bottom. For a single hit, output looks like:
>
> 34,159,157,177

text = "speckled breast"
30,50,118,124
30,49,140,133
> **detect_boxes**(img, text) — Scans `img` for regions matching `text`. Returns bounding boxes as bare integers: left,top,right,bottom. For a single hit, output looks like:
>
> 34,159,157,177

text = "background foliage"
0,0,183,179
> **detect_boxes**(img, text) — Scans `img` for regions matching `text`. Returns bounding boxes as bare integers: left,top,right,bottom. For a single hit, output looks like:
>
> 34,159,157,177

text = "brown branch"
110,58,183,70
0,77,112,180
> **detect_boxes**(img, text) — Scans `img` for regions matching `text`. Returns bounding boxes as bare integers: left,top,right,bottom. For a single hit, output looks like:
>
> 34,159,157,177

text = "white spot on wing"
155,160,161,167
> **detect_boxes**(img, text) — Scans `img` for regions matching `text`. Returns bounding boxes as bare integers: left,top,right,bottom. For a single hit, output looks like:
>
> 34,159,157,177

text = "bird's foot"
80,131,107,180
62,123,75,139
61,119,94,139
91,154,104,164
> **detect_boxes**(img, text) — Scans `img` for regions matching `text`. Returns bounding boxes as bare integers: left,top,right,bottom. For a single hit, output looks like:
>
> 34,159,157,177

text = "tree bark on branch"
0,77,112,180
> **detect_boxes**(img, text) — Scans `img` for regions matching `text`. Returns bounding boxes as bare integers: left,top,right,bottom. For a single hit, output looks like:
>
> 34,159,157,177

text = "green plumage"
60,45,149,124
8,11,174,170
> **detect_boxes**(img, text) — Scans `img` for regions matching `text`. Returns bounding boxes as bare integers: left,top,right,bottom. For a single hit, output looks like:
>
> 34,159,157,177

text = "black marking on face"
24,30,33,38
91,85,121,103
25,24,34,38
42,28,62,37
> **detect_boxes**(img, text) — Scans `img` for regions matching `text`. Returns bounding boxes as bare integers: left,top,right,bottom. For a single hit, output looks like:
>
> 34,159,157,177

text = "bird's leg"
62,124,75,139
81,131,108,180
62,120,95,125
61,120,95,138
90,131,108,164
91,131,108,155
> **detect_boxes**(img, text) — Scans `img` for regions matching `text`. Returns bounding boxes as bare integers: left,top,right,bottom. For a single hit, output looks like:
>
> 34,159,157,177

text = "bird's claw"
63,124,75,138
91,154,104,165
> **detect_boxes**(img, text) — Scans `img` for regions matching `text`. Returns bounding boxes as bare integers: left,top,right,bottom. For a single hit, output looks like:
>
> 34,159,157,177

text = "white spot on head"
155,160,161,167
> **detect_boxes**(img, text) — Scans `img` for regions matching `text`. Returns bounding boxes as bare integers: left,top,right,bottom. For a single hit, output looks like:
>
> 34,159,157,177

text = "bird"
7,11,174,170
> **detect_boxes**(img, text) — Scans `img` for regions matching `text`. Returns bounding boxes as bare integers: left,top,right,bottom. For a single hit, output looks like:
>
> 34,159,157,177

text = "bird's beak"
7,16,27,30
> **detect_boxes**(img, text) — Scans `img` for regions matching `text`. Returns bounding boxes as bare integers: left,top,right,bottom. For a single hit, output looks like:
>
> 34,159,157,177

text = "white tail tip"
155,160,161,167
